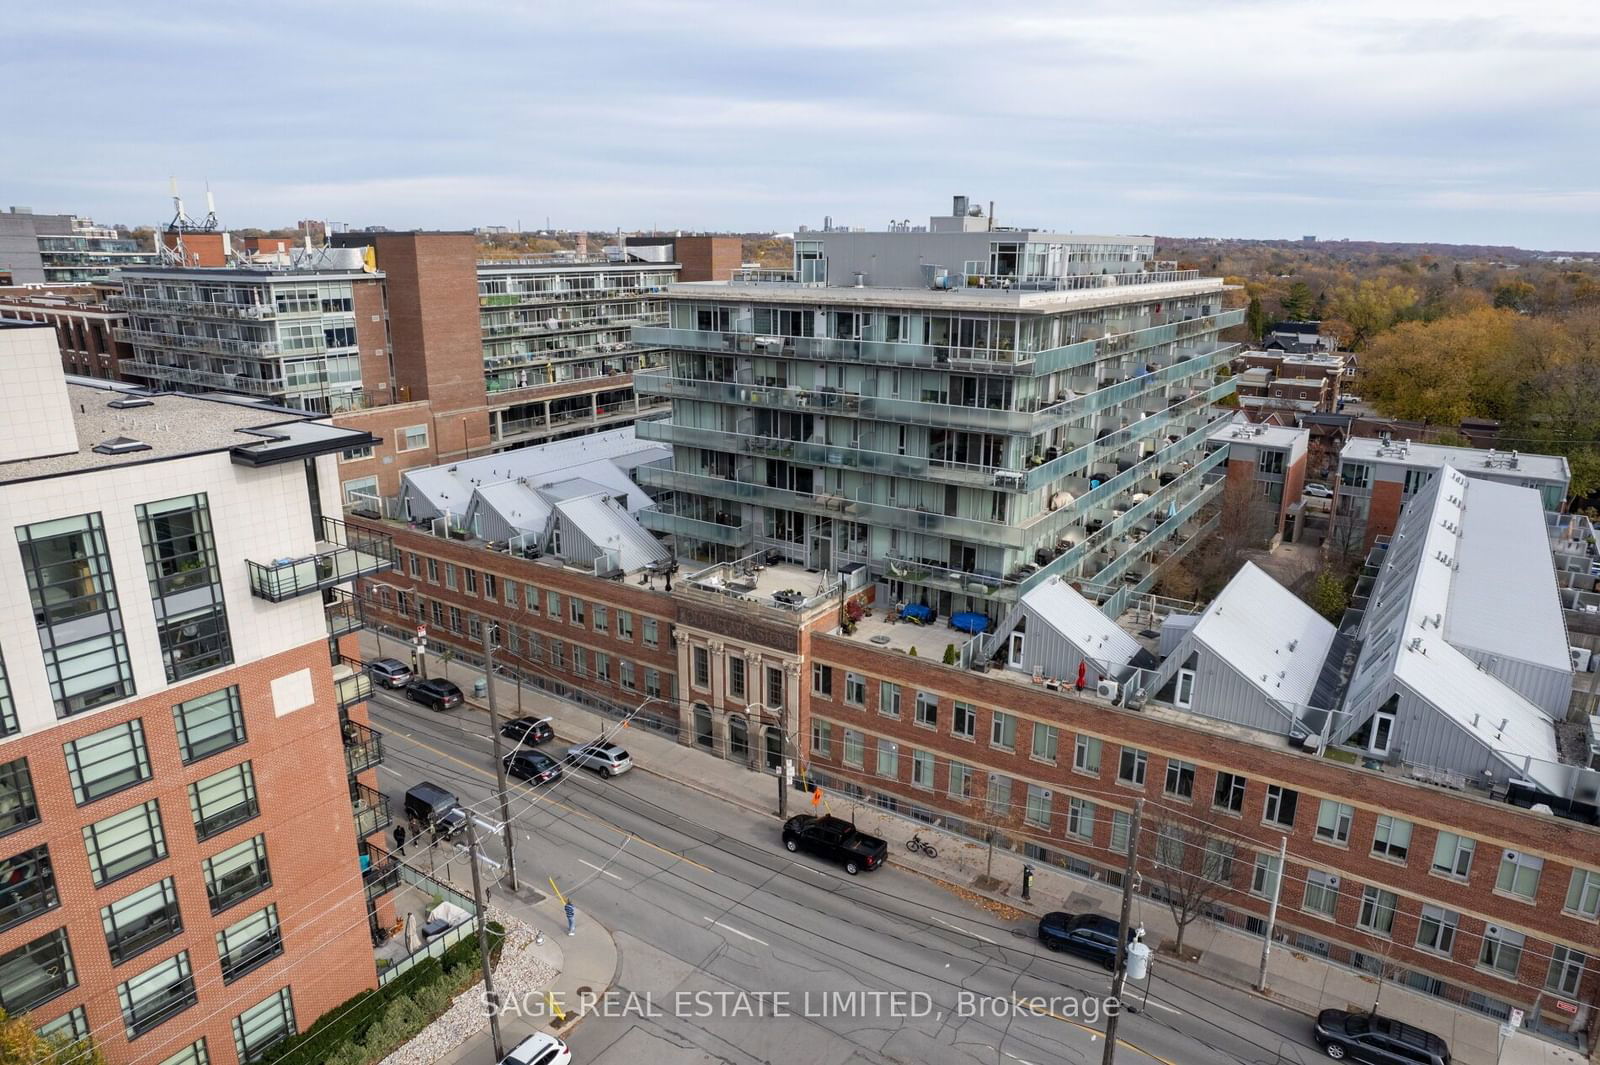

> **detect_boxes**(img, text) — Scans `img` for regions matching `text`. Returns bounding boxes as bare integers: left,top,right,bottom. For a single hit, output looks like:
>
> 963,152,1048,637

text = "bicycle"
906,833,938,859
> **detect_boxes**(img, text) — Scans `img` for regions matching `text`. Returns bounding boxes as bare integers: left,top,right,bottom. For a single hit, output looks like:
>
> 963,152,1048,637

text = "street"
367,685,1329,1065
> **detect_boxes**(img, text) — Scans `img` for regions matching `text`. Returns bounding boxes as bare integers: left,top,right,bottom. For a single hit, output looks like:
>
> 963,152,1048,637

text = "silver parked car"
566,741,633,778
367,657,413,688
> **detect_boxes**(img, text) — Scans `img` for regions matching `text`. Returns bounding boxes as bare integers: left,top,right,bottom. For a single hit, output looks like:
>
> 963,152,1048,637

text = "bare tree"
1142,805,1240,958
1354,922,1407,1014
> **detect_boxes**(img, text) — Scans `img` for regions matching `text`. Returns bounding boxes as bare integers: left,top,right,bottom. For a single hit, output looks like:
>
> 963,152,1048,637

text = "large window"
0,927,77,1015
1030,723,1058,763
846,673,867,708
1302,870,1339,917
842,729,865,769
1566,868,1600,919
1067,798,1095,840
0,648,16,737
1357,886,1398,936
911,749,934,789
1431,831,1475,879
204,835,271,914
914,692,938,728
875,740,898,779
64,720,152,805
1118,748,1148,786
1479,925,1525,977
1547,946,1587,997
119,951,197,1038
217,904,282,983
880,681,901,719
729,657,747,700
1496,850,1543,901
189,762,259,840
137,494,233,682
951,701,976,738
765,666,785,710
1212,772,1247,813
0,845,57,932
233,987,295,1063
1415,905,1459,956
1072,735,1101,775
1164,759,1195,799
173,688,247,764
1024,784,1052,827
17,513,135,715
0,757,40,837
156,1041,210,1065
1371,816,1412,862
1263,785,1297,828
1315,800,1353,844
83,800,167,886
102,878,183,965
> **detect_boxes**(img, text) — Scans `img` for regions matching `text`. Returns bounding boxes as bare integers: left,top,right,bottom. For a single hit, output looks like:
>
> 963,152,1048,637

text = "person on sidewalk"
393,824,407,856
564,899,577,936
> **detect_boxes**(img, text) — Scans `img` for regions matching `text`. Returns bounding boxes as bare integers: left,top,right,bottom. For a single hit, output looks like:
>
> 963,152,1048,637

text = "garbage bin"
473,677,487,698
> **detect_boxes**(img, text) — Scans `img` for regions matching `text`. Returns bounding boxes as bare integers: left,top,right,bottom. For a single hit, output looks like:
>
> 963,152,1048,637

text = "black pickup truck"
781,815,888,875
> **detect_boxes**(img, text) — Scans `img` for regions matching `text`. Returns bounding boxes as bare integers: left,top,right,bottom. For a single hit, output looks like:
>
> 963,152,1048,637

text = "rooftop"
1188,561,1336,709
1340,437,1569,482
1208,418,1309,451
0,376,369,483
663,275,1228,314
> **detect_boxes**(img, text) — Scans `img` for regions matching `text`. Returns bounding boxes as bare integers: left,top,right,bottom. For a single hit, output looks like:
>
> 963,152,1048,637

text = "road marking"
377,721,712,873
379,766,405,781
578,859,623,881
1140,997,1183,1016
931,915,997,944
1003,1053,1040,1065
703,916,769,946
1009,996,1176,1065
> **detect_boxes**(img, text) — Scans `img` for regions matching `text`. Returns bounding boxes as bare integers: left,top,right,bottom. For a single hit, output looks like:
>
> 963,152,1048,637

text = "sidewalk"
433,889,619,1064
375,640,1588,1065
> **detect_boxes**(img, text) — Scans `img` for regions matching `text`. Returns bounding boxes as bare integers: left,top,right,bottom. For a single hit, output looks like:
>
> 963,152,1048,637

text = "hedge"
258,921,505,1065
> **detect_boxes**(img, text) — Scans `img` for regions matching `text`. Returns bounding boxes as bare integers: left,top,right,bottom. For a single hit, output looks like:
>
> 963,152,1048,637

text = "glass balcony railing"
635,419,1006,489
635,465,1027,547
637,504,753,547
351,781,392,840
324,588,365,637
361,842,400,901
121,360,285,396
333,658,372,712
246,517,395,602
343,719,384,776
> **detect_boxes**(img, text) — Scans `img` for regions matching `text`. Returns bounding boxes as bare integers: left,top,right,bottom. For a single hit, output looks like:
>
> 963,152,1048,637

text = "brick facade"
333,400,491,500
673,237,743,282
362,233,487,417
0,641,376,1065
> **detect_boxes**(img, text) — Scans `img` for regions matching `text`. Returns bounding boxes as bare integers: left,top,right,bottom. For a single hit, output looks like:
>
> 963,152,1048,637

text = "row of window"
0,832,278,1047
811,719,1593,998
393,558,661,649
10,496,233,724
694,646,788,709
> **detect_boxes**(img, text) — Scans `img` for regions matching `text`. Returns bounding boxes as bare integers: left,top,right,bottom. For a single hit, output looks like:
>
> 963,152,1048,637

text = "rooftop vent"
107,396,154,410
92,436,151,455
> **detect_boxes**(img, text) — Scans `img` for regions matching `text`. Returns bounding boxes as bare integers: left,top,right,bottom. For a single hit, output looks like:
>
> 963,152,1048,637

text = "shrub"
942,643,958,665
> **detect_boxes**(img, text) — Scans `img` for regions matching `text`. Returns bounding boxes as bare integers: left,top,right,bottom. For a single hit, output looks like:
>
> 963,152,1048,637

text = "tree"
1493,279,1537,312
1142,805,1239,957
1354,928,1407,1014
1245,296,1267,343
1357,307,1519,425
1306,569,1349,621
1280,281,1314,320
0,1010,106,1065
1330,279,1419,349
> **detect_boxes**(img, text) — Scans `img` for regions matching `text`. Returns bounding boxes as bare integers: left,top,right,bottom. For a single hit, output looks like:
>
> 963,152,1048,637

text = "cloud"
6,0,1599,247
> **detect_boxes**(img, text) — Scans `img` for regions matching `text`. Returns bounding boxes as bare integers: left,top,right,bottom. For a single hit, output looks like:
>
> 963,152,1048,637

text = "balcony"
957,265,1203,292
351,781,392,840
637,503,752,548
110,294,276,320
324,588,365,637
361,842,400,901
635,465,1027,547
246,516,395,601
333,657,373,712
114,325,290,358
343,719,385,776
121,360,285,396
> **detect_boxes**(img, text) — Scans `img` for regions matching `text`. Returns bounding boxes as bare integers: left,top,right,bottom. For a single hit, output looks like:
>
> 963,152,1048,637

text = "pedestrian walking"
393,824,407,856
564,899,577,936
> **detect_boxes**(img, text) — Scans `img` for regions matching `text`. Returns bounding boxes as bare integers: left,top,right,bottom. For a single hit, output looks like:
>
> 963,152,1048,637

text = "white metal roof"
1444,478,1570,673
1208,417,1309,451
1189,561,1336,708
552,491,670,573
1019,576,1141,670
1340,437,1569,483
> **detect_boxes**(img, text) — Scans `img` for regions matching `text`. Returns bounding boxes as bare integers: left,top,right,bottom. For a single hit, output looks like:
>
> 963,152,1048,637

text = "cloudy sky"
10,1,1599,248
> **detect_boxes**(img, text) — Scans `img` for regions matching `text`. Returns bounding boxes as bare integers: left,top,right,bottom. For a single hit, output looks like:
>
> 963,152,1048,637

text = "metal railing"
351,780,392,839
325,587,365,637
362,841,400,902
343,719,384,776
334,658,373,711
246,516,395,602
120,359,285,395
958,266,1203,292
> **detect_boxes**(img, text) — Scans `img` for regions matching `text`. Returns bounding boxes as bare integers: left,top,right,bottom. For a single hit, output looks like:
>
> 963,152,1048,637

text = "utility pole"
463,818,505,1061
482,624,519,891
1256,835,1288,992
1102,798,1143,1065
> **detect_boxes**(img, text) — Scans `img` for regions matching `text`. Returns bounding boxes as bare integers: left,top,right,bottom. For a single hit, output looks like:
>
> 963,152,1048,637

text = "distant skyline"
9,1,1599,250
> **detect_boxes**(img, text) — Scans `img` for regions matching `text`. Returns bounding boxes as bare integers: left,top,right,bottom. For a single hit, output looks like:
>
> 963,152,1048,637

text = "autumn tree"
1306,569,1350,621
1143,805,1239,957
1493,279,1537,312
0,1010,105,1065
1357,307,1519,425
1330,279,1419,349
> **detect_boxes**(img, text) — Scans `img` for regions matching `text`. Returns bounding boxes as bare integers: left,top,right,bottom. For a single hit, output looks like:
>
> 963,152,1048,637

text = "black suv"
403,782,467,839
1037,912,1134,970
781,815,887,875
504,750,562,785
405,678,463,711
500,716,554,745
1313,1010,1450,1064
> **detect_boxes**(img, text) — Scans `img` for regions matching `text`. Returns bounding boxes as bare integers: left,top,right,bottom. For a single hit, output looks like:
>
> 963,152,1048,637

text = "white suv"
566,741,633,778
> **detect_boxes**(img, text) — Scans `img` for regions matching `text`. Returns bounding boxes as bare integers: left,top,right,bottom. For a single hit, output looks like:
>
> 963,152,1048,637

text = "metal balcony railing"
333,656,373,712
362,841,400,901
324,588,365,637
351,781,392,840
343,719,384,776
246,516,395,602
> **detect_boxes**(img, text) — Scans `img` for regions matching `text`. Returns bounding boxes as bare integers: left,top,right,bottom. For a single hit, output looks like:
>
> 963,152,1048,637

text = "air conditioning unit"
1096,679,1120,701
1571,647,1593,673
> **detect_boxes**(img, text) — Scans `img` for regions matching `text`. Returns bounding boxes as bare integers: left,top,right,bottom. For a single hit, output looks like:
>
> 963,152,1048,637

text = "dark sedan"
500,716,554,746
504,750,562,785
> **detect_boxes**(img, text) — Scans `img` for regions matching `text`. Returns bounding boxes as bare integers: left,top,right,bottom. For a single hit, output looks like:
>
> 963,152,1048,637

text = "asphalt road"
366,687,1329,1065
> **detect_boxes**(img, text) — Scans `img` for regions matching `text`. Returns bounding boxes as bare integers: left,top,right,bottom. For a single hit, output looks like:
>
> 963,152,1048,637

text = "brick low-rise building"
0,321,397,1063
